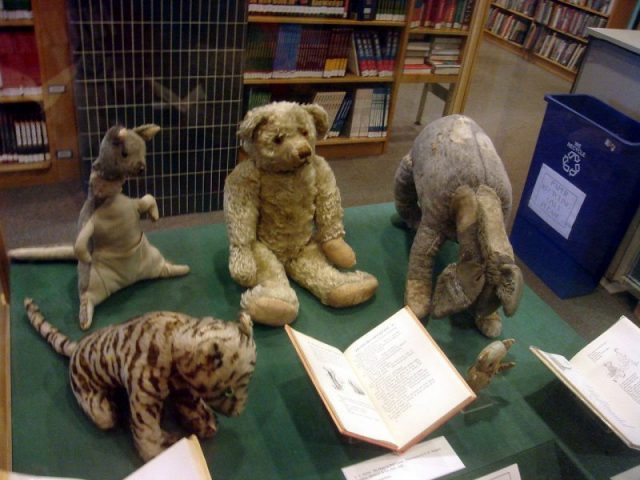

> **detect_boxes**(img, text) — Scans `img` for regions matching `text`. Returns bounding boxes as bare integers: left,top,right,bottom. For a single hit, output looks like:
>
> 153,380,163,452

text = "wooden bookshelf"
244,0,488,158
0,0,80,189
484,0,636,81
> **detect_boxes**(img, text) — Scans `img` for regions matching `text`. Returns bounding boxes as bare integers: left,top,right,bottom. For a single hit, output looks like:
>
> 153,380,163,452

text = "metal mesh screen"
68,0,246,214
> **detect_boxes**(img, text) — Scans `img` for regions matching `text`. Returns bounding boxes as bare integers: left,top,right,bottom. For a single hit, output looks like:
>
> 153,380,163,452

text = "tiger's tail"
24,298,77,357
9,245,76,262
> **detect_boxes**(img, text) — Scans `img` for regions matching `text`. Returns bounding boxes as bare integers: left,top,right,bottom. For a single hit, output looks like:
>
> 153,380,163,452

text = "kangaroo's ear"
133,124,161,141
104,125,125,146
237,106,271,147
302,103,329,140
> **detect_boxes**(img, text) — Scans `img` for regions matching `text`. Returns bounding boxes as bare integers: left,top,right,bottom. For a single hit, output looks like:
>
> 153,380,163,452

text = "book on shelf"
0,30,41,97
0,0,32,20
531,316,640,451
349,87,373,136
245,25,397,80
531,28,585,69
403,62,434,74
418,0,475,29
246,88,272,110
0,103,48,165
248,0,349,18
285,307,476,452
313,91,347,132
323,28,352,78
328,92,354,137
372,0,408,21
411,0,425,27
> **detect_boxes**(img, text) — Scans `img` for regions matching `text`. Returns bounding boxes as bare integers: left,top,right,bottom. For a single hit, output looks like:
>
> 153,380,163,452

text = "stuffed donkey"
394,115,523,337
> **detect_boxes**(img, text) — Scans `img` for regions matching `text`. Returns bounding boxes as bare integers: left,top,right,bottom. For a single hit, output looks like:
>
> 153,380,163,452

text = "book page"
286,328,394,446
532,344,640,449
123,435,212,480
345,308,475,449
568,316,640,445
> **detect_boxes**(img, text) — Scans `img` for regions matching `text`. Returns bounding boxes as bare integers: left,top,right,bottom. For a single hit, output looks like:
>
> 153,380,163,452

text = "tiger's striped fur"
24,298,257,461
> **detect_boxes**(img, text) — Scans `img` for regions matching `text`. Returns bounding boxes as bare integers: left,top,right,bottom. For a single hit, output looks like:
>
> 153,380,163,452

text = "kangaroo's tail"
9,245,76,262
24,298,77,357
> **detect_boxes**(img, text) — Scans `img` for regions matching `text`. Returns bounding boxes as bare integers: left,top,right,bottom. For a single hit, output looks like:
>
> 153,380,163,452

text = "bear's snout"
297,146,311,159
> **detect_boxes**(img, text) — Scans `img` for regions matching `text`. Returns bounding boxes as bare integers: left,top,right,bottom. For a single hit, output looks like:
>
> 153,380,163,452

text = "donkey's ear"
133,124,161,141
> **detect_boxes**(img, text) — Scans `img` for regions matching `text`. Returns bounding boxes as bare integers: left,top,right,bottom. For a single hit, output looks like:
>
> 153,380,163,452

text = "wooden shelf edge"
537,22,588,43
244,74,395,85
400,73,459,83
319,136,387,146
483,30,528,55
552,0,610,17
0,160,51,173
490,3,535,20
530,53,577,80
0,295,10,472
0,18,33,27
247,15,405,26
408,26,470,35
0,93,43,104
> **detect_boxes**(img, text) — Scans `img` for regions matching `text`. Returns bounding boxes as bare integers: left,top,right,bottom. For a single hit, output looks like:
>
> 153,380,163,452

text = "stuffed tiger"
24,298,257,461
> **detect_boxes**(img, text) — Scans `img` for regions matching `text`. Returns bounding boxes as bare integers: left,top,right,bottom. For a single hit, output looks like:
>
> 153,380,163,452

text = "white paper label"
528,163,586,239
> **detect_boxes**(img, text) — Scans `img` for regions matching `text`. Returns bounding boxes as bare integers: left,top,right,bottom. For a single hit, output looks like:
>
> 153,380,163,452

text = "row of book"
244,86,391,139
565,0,611,15
534,0,607,38
244,24,400,79
527,27,586,69
0,105,49,164
403,36,462,74
0,0,32,19
248,0,408,20
485,7,530,45
0,30,41,97
493,0,537,17
410,0,476,29
321,87,391,138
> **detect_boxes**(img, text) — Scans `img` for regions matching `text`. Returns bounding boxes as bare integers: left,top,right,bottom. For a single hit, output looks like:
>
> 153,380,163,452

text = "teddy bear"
224,101,378,326
394,115,524,337
9,124,190,329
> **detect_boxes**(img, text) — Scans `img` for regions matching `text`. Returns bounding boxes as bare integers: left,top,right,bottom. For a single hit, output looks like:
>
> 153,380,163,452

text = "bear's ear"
237,107,270,145
302,103,329,140
133,124,161,142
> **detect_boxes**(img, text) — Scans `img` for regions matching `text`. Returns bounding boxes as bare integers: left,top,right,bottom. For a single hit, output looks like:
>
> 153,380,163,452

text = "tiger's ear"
237,311,253,338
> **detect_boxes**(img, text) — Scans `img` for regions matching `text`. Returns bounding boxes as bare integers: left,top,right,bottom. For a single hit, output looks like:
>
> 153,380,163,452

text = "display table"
8,203,640,479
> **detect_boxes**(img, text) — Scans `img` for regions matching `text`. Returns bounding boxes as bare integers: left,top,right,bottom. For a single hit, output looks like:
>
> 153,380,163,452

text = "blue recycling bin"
510,94,640,298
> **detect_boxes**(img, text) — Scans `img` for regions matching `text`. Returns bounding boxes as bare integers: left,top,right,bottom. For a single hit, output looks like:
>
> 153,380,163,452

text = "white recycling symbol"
562,150,581,177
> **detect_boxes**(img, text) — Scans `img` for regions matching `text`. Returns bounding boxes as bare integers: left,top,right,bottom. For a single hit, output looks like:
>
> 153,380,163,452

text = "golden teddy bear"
224,101,378,326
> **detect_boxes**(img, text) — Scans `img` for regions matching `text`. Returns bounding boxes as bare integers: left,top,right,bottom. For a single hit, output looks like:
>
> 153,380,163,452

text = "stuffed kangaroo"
10,124,190,329
394,115,523,337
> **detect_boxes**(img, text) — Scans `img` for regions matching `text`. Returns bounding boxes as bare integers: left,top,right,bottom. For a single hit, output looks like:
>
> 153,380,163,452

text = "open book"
285,307,476,452
4,436,212,480
531,316,640,450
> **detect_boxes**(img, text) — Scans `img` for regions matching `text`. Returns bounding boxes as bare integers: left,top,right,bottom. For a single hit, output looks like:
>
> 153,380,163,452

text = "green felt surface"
9,203,640,479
